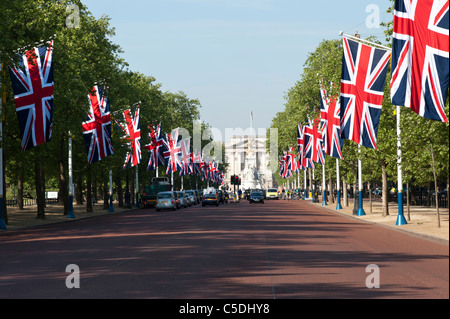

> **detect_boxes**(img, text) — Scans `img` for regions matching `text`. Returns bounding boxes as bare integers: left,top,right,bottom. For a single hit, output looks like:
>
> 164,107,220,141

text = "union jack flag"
297,123,315,170
162,129,182,174
179,138,192,176
304,117,325,166
191,151,202,175
81,86,114,164
8,41,54,151
320,81,344,159
340,37,391,149
391,0,449,123
145,124,167,171
120,107,141,167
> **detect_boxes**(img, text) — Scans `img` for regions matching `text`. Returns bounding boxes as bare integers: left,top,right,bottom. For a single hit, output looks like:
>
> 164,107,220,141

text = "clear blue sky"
82,0,392,141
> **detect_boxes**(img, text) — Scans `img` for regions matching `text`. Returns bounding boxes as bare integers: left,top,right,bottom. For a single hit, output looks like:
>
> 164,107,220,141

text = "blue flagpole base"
0,198,6,229
109,195,115,213
67,196,75,219
396,192,407,225
396,214,407,226
357,191,366,216
322,191,327,206
336,191,342,210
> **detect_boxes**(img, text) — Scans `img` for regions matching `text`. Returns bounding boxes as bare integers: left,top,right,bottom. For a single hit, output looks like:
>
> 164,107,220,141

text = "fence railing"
5,198,59,207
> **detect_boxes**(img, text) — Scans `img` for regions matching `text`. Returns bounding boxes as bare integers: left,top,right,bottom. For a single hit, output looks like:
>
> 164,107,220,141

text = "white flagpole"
312,169,315,203
135,165,139,208
67,133,75,218
109,169,114,212
0,60,6,229
339,32,391,51
336,158,342,210
304,168,307,200
396,105,407,225
322,162,327,206
357,145,366,216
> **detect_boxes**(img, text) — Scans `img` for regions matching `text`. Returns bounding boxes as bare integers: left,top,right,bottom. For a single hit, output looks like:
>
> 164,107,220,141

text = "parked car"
249,191,264,204
202,193,219,206
266,188,278,200
185,190,197,205
155,191,177,211
177,191,188,208
172,191,181,209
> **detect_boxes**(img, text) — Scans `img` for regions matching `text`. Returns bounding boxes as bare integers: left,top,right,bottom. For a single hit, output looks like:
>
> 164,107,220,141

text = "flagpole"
109,170,114,212
357,145,366,216
312,169,315,203
67,133,75,218
336,158,342,210
322,162,327,206
304,168,307,200
0,60,6,229
135,166,139,208
339,32,391,51
396,105,407,225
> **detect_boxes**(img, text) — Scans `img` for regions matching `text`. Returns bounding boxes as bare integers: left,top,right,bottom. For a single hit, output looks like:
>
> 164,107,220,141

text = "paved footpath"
0,199,448,300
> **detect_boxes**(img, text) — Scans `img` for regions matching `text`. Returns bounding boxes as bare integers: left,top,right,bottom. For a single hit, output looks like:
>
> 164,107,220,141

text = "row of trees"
267,23,449,222
1,0,216,223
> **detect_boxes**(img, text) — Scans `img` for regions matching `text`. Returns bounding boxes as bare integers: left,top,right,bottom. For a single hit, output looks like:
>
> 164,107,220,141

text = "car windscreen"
268,189,277,192
251,193,263,197
158,193,172,199
204,194,216,198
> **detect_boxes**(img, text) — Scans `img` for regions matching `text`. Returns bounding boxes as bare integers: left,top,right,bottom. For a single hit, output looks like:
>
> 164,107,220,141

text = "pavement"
1,197,449,244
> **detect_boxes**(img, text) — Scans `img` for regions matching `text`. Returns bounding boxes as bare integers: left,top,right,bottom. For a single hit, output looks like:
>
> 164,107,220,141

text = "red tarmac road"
0,200,448,299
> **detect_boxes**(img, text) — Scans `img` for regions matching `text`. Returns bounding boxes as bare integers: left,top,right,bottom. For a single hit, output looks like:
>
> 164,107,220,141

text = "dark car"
249,191,264,204
202,193,219,206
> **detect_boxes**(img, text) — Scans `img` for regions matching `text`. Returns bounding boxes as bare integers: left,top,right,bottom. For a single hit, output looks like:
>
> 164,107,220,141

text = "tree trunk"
429,142,440,228
343,176,348,207
86,166,93,213
116,170,123,207
76,173,83,205
381,161,389,216
34,155,46,220
17,165,24,210
103,182,109,210
407,182,411,221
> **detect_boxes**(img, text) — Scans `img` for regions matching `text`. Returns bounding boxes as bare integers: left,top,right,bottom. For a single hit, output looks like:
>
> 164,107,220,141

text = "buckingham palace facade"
223,135,274,190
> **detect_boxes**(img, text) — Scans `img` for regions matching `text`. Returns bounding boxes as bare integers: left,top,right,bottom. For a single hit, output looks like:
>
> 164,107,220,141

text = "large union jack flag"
304,117,325,166
340,37,391,150
121,107,141,167
9,41,54,151
81,85,114,164
297,123,315,170
391,0,449,123
320,81,344,159
162,128,182,174
145,123,167,171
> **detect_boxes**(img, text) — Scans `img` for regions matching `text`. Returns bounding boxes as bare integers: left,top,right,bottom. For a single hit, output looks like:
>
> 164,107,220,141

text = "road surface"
0,199,448,300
